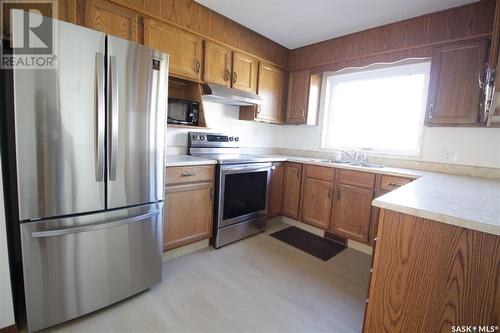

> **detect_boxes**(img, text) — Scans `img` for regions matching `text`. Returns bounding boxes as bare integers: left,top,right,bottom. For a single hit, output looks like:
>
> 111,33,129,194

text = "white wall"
167,102,500,169
0,153,16,329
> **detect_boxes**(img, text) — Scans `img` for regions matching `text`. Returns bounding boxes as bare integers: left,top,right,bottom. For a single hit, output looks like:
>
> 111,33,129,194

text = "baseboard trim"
279,216,324,237
162,239,210,262
347,239,373,255
0,324,17,333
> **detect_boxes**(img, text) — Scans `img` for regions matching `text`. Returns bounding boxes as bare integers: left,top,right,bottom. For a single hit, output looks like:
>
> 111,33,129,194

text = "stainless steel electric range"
188,132,275,248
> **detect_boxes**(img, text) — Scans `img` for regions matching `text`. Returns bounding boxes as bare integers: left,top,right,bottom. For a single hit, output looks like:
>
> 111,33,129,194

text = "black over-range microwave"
167,98,200,126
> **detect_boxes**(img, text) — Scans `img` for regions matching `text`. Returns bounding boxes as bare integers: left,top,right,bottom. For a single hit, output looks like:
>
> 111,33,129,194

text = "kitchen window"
320,61,431,156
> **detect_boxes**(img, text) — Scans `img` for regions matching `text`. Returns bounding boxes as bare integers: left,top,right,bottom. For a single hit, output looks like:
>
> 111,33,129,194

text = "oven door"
217,163,271,228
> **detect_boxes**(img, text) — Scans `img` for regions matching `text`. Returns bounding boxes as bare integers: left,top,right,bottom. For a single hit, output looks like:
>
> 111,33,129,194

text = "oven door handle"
221,163,272,174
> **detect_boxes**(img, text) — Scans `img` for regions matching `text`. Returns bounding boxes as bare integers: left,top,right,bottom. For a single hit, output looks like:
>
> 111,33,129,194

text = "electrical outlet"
442,150,458,161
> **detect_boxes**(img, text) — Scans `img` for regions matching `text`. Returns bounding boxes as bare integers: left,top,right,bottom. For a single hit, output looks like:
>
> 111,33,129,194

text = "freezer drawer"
20,203,163,332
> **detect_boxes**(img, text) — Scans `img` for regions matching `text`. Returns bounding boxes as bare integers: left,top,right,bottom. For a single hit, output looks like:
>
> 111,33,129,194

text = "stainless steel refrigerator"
2,16,168,332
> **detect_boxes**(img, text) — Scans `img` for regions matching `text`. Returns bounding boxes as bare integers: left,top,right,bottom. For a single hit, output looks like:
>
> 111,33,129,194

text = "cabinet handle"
386,182,402,187
337,189,341,200
271,165,276,170
301,110,305,118
224,69,231,81
195,60,201,73
428,104,434,119
232,72,238,84
209,187,214,201
478,64,488,90
257,105,262,114
327,188,332,198
180,172,196,177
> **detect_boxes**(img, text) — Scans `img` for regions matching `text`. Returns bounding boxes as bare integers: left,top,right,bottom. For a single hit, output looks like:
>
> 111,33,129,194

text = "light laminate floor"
44,222,371,333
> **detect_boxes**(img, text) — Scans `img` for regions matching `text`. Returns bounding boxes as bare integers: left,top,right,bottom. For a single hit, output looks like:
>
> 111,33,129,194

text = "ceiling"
195,0,478,49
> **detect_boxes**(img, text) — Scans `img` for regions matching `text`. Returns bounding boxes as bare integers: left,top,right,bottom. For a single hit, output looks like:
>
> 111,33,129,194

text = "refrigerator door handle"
95,52,105,182
108,55,119,181
30,210,160,238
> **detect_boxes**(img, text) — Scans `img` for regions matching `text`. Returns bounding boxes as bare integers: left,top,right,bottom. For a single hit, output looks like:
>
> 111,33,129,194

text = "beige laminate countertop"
262,154,500,237
165,155,217,167
164,153,500,236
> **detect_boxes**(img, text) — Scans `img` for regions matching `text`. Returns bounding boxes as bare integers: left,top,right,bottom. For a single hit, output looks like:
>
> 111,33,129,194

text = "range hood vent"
201,83,263,106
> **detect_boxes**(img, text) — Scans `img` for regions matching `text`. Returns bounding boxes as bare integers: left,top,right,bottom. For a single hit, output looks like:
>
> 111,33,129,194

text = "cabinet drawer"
166,165,214,185
304,164,335,182
338,170,375,189
379,175,412,191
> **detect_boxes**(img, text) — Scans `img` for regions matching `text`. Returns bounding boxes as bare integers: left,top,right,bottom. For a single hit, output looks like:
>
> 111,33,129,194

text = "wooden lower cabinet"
268,162,284,218
329,184,373,243
164,166,214,251
369,190,388,245
281,162,302,220
364,209,500,332
300,178,333,230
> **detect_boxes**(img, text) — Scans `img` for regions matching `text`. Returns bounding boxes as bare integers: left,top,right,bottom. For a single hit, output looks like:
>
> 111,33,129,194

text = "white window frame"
319,59,431,157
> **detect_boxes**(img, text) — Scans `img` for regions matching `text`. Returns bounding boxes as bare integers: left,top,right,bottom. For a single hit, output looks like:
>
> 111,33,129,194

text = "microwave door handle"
95,52,105,182
108,55,118,181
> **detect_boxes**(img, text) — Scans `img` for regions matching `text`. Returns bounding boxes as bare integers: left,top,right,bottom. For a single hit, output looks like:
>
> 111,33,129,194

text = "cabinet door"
426,40,488,125
164,182,213,250
257,62,286,123
281,163,302,220
144,18,202,81
268,163,284,218
330,184,373,243
369,190,388,245
286,69,310,124
232,51,258,93
85,0,140,42
300,178,334,230
203,41,232,87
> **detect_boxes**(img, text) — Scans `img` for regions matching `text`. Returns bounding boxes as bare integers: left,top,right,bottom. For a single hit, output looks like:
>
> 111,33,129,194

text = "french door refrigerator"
1,16,168,332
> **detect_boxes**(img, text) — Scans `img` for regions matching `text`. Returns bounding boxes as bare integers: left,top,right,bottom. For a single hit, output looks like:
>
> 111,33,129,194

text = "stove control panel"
188,132,239,148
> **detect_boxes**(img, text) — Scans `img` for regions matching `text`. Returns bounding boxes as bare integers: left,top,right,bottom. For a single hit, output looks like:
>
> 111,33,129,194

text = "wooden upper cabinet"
329,184,373,243
85,0,141,42
426,40,489,125
144,18,203,81
232,51,258,93
257,62,286,123
203,41,232,87
268,162,284,218
286,69,310,123
281,163,302,220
